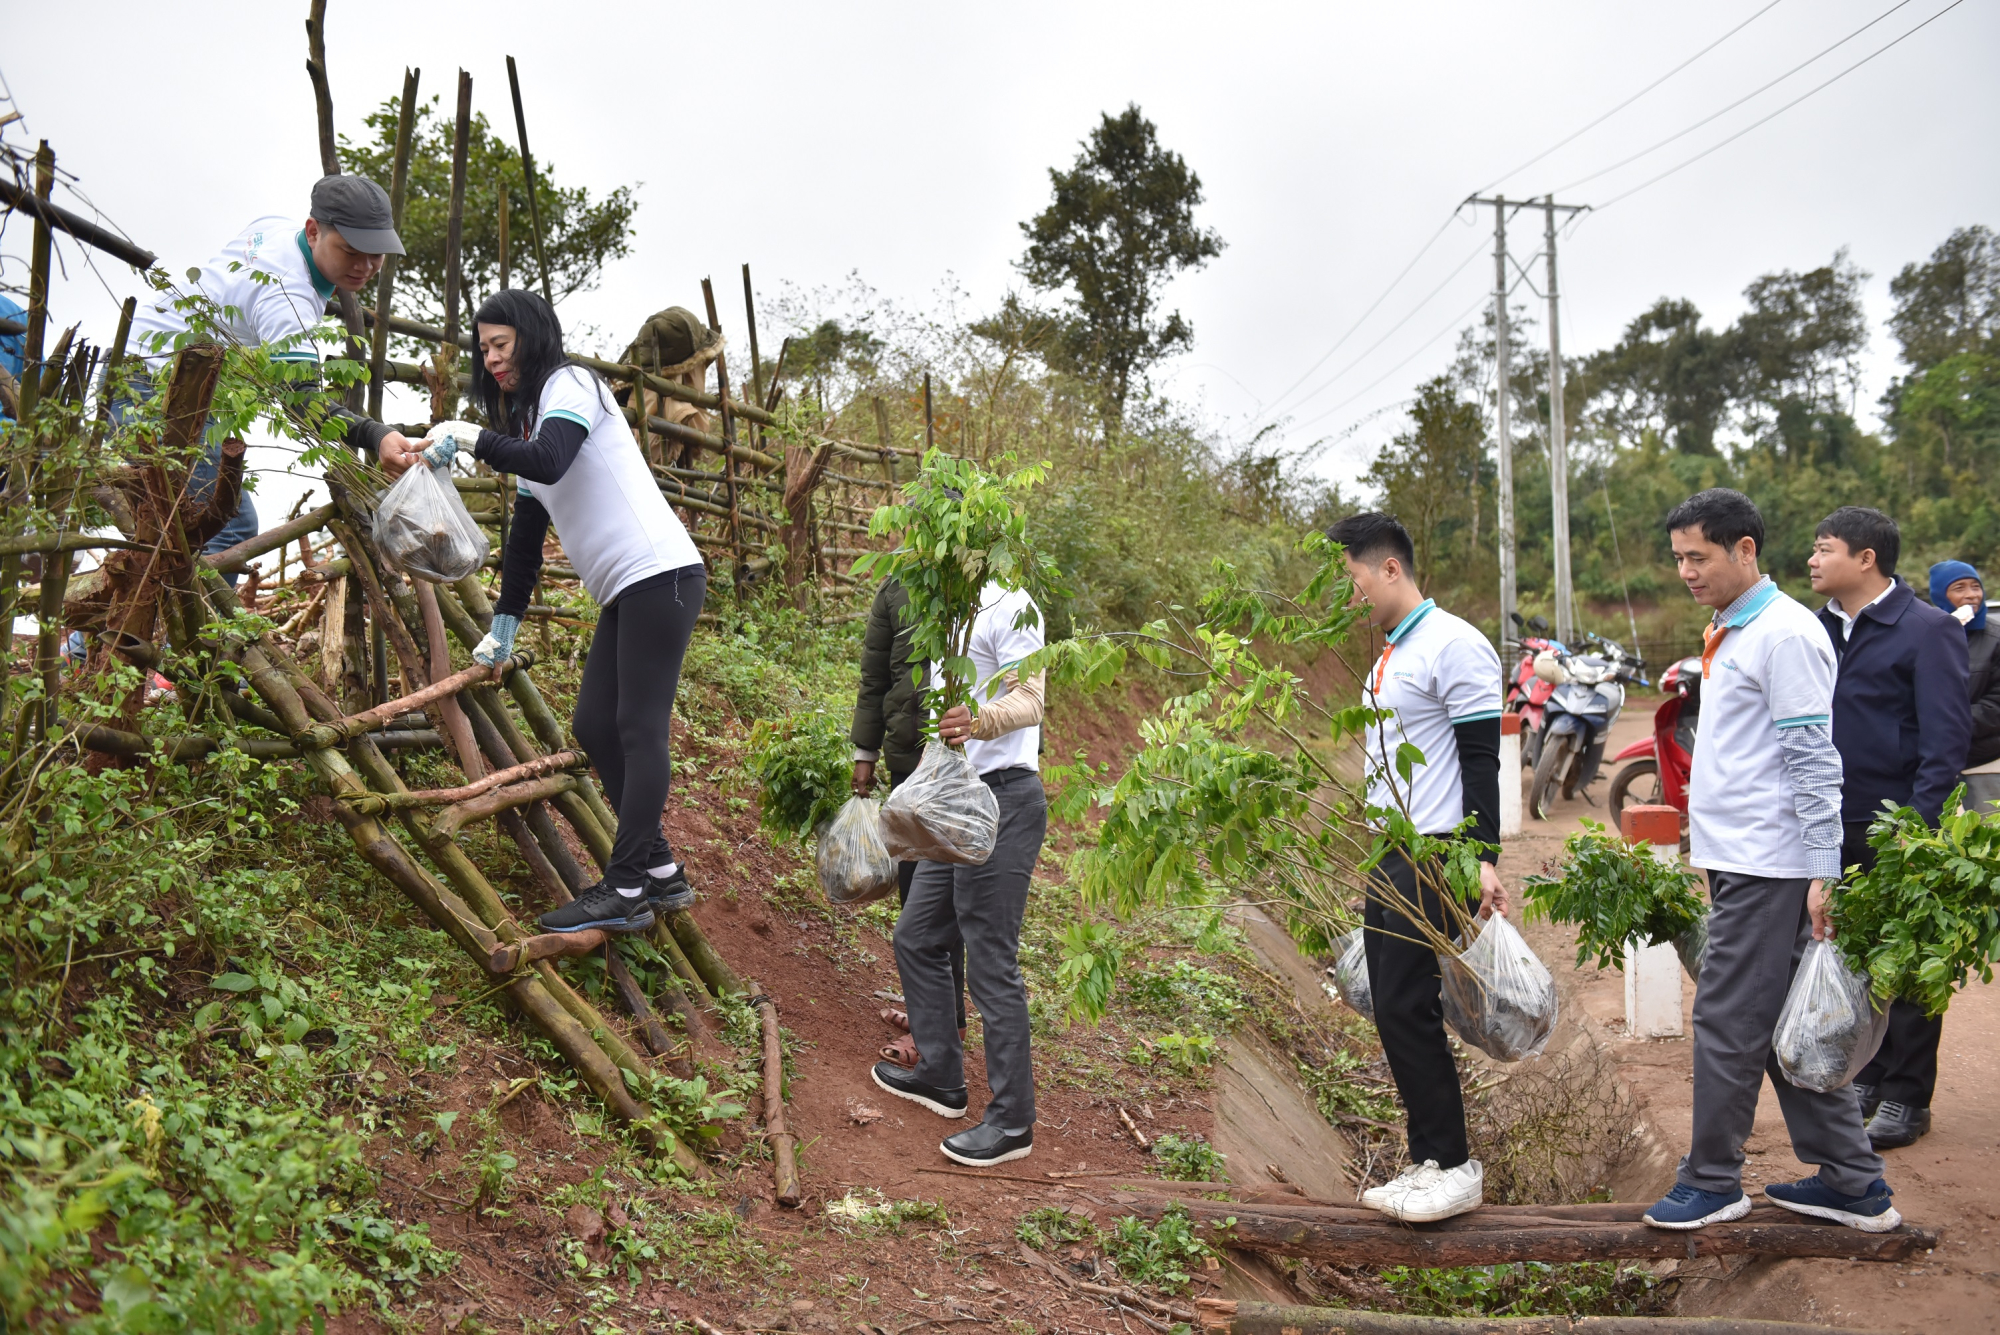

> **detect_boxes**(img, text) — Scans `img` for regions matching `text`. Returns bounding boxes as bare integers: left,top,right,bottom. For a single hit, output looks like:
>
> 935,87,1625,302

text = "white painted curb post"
1621,805,1684,1038
1499,713,1522,839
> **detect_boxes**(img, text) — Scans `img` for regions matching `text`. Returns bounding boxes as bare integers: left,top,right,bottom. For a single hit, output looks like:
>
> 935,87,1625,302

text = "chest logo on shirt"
1720,658,1740,673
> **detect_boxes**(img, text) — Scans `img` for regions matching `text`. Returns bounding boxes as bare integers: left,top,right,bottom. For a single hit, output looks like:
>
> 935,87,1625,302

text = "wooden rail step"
488,927,609,974
1192,1297,1887,1335
1111,1195,1938,1267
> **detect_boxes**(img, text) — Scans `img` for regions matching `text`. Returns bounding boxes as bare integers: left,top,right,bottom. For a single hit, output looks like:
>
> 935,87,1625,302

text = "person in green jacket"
850,577,964,1067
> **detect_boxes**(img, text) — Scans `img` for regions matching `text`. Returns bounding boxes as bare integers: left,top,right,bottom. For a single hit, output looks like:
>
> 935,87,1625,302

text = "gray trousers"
1680,870,1885,1198
893,767,1047,1129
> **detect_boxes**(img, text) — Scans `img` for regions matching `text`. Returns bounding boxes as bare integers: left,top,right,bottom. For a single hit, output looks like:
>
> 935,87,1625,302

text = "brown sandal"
880,1007,911,1033
879,1032,920,1067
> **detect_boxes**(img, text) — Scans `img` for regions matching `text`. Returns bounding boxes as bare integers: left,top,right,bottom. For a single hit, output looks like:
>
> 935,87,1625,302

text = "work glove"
474,612,521,668
421,419,482,469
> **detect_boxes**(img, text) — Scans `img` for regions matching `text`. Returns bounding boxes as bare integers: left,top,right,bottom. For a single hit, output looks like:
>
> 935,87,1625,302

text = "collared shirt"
1825,581,1896,641
1689,576,1844,879
129,217,336,368
1362,598,1503,835
927,583,1046,775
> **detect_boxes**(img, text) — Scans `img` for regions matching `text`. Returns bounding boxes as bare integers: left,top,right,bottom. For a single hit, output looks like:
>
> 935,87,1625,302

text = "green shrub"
746,707,853,840
1016,1206,1096,1250
1382,1261,1661,1318
1101,1204,1216,1294
1150,1133,1227,1182
1522,819,1707,970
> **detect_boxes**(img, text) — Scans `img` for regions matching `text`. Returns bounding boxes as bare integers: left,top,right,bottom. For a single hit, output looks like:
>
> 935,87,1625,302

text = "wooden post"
497,175,510,291
504,56,554,307
873,395,897,485
700,279,743,570
435,69,473,425
751,983,801,1206
741,264,764,456
303,0,367,409
923,372,934,452
764,336,791,413
368,67,420,424
0,143,53,703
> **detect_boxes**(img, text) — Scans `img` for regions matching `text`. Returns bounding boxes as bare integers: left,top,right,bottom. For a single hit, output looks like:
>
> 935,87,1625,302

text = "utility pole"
1490,196,1516,659
1542,196,1585,646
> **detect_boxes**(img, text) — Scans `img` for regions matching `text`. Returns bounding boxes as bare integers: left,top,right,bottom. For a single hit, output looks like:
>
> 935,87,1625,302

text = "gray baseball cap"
309,174,405,256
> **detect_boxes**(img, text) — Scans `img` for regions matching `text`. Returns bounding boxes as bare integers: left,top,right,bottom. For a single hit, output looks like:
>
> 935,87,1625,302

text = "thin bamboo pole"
435,70,473,424
368,67,420,423
751,982,801,1206
504,57,554,307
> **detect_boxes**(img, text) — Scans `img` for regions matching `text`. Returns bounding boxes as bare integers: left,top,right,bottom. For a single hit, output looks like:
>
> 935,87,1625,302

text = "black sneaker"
869,1061,968,1119
646,865,695,913
537,882,656,935
941,1121,1033,1167
1865,1101,1932,1150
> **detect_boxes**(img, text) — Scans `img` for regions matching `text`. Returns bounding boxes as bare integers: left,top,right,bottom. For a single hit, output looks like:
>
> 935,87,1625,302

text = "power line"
1252,205,1472,424
1285,287,1494,440
1259,232,1491,424
1595,0,1966,209
1475,0,1788,194
1547,0,1919,195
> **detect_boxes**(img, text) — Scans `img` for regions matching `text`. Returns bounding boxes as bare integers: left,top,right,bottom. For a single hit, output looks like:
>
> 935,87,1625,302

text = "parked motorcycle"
1505,612,1565,770
1607,654,1700,844
1527,633,1646,821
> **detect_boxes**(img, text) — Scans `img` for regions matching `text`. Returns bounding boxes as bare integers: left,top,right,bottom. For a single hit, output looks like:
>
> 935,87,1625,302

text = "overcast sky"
6,0,1996,523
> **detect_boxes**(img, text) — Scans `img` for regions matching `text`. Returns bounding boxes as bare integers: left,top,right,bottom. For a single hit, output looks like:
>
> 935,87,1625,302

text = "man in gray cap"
126,174,422,560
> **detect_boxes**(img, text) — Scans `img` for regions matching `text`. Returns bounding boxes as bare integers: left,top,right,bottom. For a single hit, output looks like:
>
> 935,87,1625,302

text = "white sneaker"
1366,1158,1484,1223
1360,1159,1442,1214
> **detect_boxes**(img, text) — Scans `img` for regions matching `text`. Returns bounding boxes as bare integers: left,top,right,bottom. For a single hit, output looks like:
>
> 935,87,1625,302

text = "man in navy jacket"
1809,506,1970,1150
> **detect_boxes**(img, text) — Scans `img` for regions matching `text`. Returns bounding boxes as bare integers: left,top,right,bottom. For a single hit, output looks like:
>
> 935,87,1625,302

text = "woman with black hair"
380,288,704,935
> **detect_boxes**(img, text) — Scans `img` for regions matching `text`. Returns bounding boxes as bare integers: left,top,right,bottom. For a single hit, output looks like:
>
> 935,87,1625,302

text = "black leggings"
572,564,706,887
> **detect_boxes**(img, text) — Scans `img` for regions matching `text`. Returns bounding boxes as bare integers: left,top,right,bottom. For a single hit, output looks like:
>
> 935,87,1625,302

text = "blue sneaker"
1643,1183,1752,1230
1764,1175,1902,1233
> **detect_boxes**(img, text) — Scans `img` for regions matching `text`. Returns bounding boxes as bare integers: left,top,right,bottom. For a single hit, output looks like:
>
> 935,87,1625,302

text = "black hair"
1327,511,1416,572
1665,487,1764,555
470,288,608,434
1815,505,1900,577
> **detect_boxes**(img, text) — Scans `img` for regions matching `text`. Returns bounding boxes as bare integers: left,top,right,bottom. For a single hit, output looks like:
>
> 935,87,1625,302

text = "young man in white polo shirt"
1644,488,1899,1233
1330,512,1506,1223
126,175,422,560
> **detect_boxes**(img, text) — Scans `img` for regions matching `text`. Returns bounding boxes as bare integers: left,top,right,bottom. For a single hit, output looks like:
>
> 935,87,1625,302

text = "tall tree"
1578,298,1735,455
341,94,637,328
1887,225,2000,375
1017,105,1224,427
1731,250,1869,429
1364,376,1488,589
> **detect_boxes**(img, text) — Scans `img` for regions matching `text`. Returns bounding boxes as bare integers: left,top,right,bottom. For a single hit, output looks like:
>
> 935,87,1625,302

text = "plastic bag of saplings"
1329,927,1375,1024
817,797,899,906
373,462,490,583
878,739,999,865
1773,939,1891,1094
1674,910,1710,983
1441,913,1558,1062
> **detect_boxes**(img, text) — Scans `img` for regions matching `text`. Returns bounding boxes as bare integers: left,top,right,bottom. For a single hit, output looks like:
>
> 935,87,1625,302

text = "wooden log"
667,909,745,999
414,578,483,779
1191,1299,1883,1335
436,68,473,423
504,56,554,307
1114,1197,1937,1267
432,773,577,836
205,504,337,574
607,947,685,1067
348,749,585,811
72,721,437,762
489,927,607,973
0,177,156,271
749,982,801,1207
297,654,527,749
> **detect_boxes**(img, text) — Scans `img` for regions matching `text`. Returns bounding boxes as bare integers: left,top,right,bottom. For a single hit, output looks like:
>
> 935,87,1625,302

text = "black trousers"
571,564,705,887
1364,848,1470,1169
1847,823,1942,1107
889,763,964,1030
